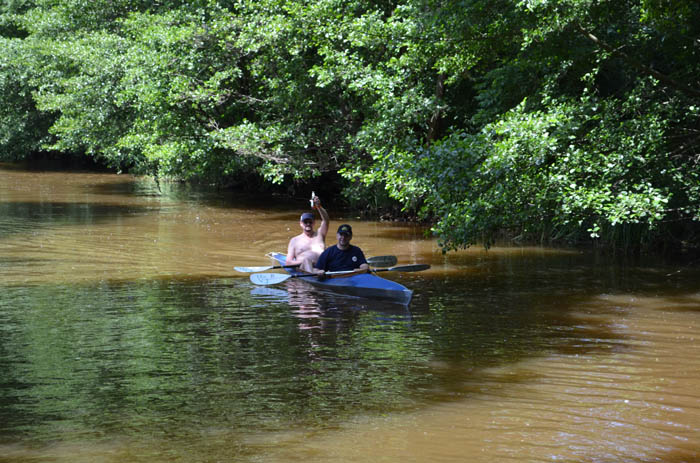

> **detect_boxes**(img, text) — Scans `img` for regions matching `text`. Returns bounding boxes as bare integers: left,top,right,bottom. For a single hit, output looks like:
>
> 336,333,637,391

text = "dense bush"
1,0,699,250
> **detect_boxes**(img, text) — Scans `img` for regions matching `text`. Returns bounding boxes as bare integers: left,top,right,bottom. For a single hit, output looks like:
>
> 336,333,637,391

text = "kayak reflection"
249,277,413,329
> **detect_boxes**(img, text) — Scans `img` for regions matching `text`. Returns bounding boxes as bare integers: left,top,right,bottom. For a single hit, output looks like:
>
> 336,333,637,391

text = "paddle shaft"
372,264,430,273
249,264,430,285
294,264,429,278
234,263,300,273
237,255,396,273
269,264,299,270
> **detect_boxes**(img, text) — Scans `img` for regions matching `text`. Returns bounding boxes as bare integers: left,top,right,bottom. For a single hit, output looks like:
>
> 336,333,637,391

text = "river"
1,164,699,462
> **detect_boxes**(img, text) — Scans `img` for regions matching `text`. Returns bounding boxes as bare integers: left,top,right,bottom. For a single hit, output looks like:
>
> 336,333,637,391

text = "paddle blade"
367,255,397,268
235,265,272,273
382,264,431,273
250,273,292,285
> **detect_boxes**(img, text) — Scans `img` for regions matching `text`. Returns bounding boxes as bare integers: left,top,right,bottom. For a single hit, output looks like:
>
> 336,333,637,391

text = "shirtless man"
286,195,330,273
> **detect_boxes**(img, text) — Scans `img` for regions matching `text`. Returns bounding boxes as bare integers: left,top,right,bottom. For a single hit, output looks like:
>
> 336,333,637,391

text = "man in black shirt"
312,224,369,279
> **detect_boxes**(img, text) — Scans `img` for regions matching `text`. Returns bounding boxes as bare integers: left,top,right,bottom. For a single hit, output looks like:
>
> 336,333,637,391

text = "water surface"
1,165,699,462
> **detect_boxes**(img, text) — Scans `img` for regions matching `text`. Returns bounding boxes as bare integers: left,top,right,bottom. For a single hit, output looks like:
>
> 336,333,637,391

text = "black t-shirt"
314,244,367,272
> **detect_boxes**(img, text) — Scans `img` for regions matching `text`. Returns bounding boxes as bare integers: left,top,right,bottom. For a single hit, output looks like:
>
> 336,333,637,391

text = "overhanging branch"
577,24,700,99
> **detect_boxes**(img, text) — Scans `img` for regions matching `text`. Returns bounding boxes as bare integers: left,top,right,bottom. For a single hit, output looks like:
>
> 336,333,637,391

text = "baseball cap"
337,224,352,235
300,212,314,221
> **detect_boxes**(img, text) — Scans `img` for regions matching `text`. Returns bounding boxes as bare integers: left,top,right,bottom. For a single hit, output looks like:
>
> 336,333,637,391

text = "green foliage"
0,37,54,159
1,0,699,250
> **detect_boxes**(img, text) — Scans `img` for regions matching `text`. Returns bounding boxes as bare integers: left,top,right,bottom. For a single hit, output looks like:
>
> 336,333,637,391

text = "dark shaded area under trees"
1,0,699,253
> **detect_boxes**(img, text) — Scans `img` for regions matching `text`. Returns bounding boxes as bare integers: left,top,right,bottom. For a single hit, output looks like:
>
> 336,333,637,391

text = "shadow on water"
1,276,414,444
82,179,165,199
84,179,304,214
85,179,230,205
2,166,700,461
362,224,430,241
661,296,700,313
0,270,565,439
1,251,699,461
0,201,154,240
392,250,700,403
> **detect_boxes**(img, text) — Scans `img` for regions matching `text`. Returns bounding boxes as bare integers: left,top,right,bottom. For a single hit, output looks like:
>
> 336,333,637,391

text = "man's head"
336,224,352,249
300,212,315,234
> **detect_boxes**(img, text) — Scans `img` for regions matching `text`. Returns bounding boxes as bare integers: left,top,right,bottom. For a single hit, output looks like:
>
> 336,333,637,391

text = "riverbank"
3,161,700,257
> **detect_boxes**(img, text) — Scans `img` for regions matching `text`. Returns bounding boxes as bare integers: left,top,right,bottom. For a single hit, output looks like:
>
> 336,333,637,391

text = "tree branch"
576,24,700,99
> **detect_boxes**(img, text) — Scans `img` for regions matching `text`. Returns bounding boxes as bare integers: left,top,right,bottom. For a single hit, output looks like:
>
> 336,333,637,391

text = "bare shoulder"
288,234,302,246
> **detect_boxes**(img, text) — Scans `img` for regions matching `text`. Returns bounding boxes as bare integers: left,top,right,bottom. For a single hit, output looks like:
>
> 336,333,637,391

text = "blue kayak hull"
268,252,413,305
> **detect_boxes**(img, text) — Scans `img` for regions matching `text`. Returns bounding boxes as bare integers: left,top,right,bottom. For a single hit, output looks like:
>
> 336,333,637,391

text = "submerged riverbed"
1,165,699,462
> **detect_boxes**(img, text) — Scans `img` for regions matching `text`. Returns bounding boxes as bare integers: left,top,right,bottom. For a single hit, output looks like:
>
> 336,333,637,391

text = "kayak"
267,252,413,305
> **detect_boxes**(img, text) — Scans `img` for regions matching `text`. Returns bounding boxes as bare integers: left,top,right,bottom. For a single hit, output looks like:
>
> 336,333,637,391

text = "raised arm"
314,196,330,240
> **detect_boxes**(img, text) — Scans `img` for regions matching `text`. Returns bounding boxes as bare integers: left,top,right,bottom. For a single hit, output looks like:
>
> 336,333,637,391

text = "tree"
1,0,699,250
344,0,700,250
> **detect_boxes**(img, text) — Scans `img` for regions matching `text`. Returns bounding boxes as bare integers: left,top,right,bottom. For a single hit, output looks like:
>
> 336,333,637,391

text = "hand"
312,196,321,209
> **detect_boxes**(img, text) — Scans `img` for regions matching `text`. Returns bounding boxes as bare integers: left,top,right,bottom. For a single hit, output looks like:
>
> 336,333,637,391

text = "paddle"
366,255,398,267
234,263,300,273
250,264,430,285
235,255,397,273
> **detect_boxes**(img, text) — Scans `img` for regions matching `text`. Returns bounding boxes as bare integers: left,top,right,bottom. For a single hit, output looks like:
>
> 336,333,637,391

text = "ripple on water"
1,166,700,463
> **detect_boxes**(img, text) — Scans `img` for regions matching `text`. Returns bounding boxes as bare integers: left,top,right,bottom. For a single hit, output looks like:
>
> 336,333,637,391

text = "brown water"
1,164,699,462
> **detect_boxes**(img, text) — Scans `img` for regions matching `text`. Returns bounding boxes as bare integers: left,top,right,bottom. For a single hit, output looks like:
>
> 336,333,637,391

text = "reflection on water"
0,278,424,442
1,165,700,462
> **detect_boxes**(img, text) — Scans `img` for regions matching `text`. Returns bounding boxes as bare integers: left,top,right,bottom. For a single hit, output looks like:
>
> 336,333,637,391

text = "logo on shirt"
352,256,357,262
